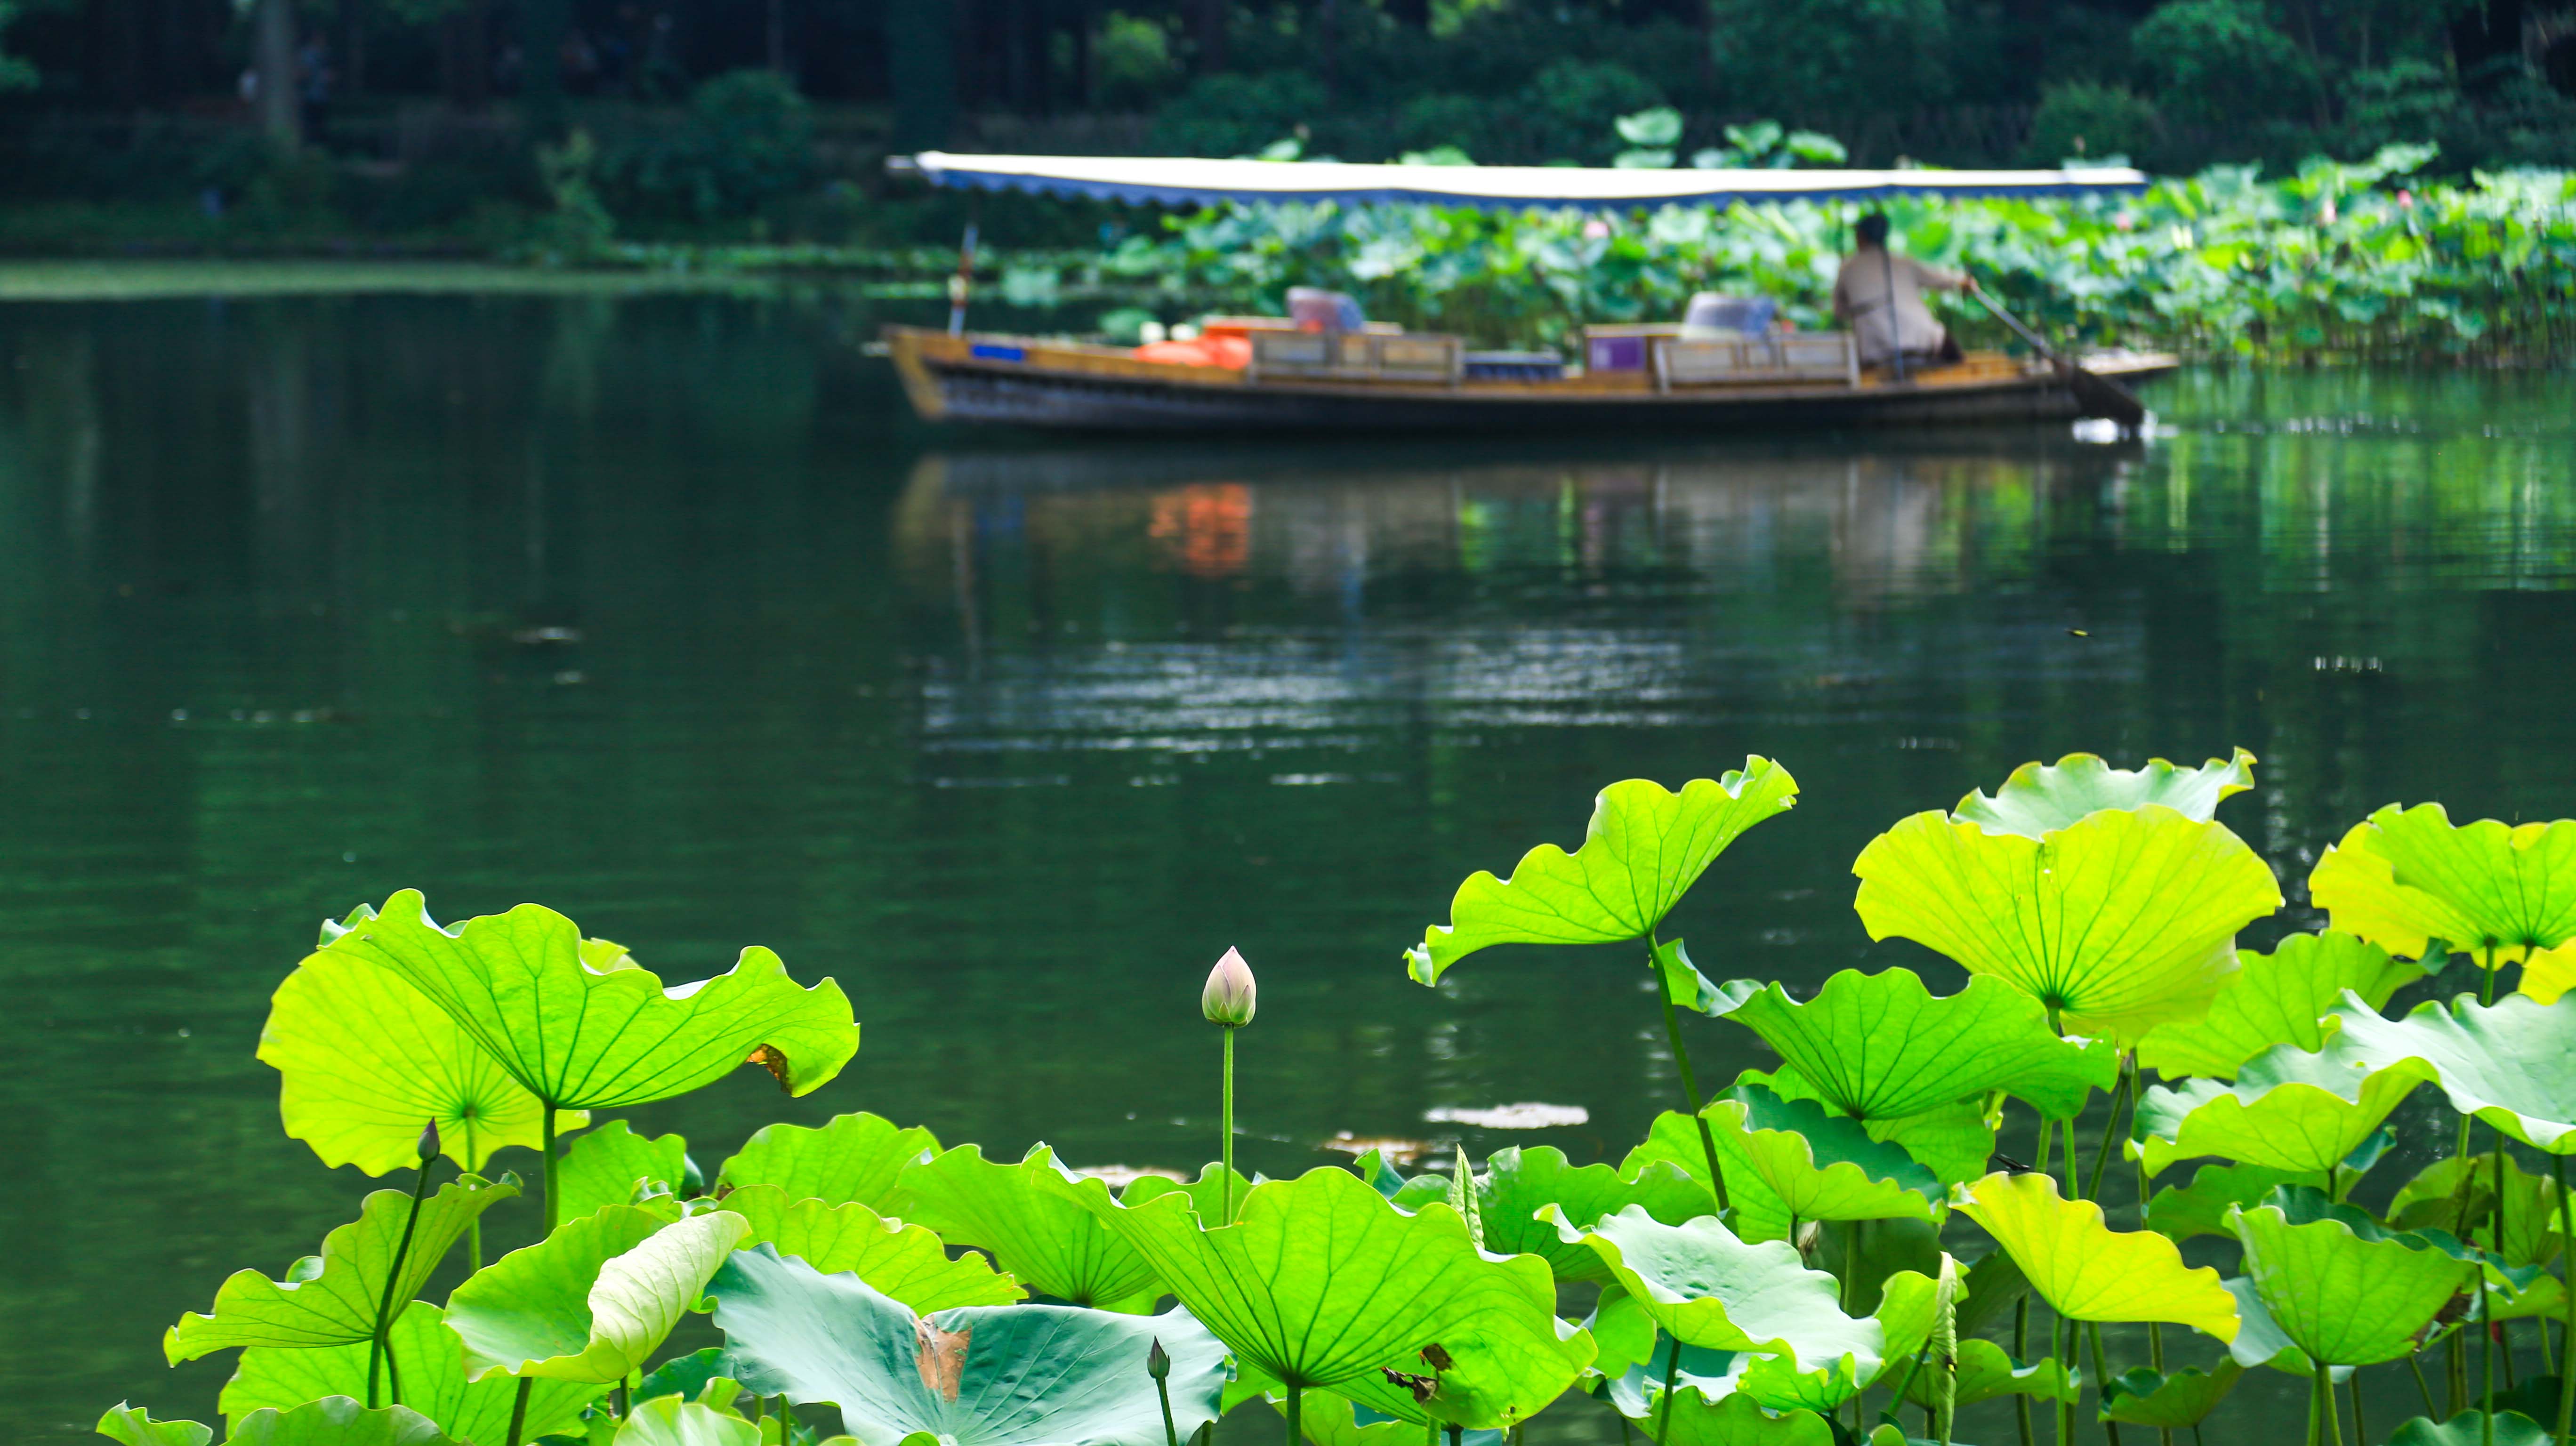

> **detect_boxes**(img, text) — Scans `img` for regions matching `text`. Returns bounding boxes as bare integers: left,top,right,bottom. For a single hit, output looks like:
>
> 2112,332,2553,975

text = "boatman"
1833,213,1977,370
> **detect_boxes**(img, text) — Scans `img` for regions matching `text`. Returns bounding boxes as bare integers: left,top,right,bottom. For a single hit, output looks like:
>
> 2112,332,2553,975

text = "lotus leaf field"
98,752,2576,1446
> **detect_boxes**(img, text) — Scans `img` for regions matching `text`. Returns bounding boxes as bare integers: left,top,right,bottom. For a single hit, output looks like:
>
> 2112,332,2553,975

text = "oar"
1971,286,2147,431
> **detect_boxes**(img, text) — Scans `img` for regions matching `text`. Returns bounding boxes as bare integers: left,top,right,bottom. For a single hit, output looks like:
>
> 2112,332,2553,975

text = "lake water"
1,290,2570,1440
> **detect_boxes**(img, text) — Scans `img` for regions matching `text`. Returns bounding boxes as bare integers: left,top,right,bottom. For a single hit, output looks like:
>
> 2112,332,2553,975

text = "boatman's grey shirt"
1833,250,1966,364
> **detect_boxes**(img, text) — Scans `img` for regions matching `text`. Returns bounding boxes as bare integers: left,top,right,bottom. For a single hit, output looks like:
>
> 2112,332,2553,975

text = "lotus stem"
1449,1425,1462,1446
1221,1026,1237,1226
2321,1360,2342,1446
2553,1152,2572,1446
1656,1337,1682,1446
2411,1352,2439,1418
2084,1055,2133,1203
2349,1372,2367,1446
1650,935,1730,1216
2306,1364,2324,1446
1284,1381,1302,1446
505,1106,564,1446
366,1140,440,1409
2089,1323,2121,1446
2056,1309,2075,1446
2483,1289,2496,1446
465,1119,482,1272
1151,1339,1178,1446
2016,1296,2035,1446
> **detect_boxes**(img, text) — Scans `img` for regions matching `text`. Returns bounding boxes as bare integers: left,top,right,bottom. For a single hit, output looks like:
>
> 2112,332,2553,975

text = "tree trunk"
254,0,299,148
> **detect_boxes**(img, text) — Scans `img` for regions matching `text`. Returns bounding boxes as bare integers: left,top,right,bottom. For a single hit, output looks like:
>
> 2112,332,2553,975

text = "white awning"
905,152,2151,211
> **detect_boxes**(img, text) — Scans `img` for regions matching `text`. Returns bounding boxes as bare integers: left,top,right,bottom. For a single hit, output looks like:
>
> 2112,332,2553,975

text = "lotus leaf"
2133,1039,2423,1179
1058,1165,1590,1426
322,891,858,1110
262,944,565,1176
2135,932,2424,1081
2095,1360,2243,1427
1114,1162,1262,1224
1956,1172,2238,1338
718,1183,1024,1311
2217,1278,2349,1381
446,1204,750,1382
1739,1070,1996,1187
219,1302,603,1442
1547,1205,1881,1379
2146,1163,2331,1240
2524,942,2576,1003
2227,1188,2475,1367
1594,1331,1742,1419
166,1173,519,1361
613,1396,761,1446
225,1398,457,1446
94,1405,211,1446
2388,1154,2564,1265
1711,968,2117,1121
636,1347,740,1405
2384,1413,2554,1446
1624,1386,1834,1446
717,1113,938,1212
556,1121,692,1221
897,1144,1161,1312
2307,804,2576,964
1392,1147,1713,1284
1621,1111,1791,1243
1852,804,2281,1042
1952,749,2257,838
1949,1249,2031,1340
1260,1392,1500,1446
1655,939,1751,1016
1701,1085,1942,1223
1808,1216,1943,1318
2315,991,2576,1152
1900,1339,2077,1410
706,1245,1228,1446
1405,764,1799,985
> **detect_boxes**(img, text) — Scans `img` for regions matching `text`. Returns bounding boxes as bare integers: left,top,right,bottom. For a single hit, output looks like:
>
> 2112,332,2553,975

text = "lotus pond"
1,294,2574,1446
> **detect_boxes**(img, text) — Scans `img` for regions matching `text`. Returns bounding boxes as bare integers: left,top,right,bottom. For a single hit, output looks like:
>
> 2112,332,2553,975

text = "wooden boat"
885,152,2175,435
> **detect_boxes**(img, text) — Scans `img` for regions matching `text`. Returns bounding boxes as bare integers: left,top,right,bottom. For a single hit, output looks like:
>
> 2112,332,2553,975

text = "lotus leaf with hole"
897,1144,1162,1312
1956,1172,2238,1338
1057,1165,1591,1427
2314,991,2576,1152
707,1245,1227,1446
717,1113,939,1212
1852,804,2281,1042
321,891,858,1111
1546,1205,1881,1380
261,942,567,1176
1389,1146,1710,1284
1710,968,2118,1122
218,1302,603,1443
1404,765,1799,985
2146,1163,2333,1240
556,1121,692,1221
1952,749,2257,838
95,1406,211,1446
2095,1359,2243,1427
2135,932,2423,1081
1700,1084,1942,1224
1900,1339,2077,1410
445,1204,750,1382
2227,1187,2476,1367
718,1183,1025,1311
612,1396,761,1446
2133,1037,2424,1180
2384,1413,2555,1446
166,1173,519,1361
224,1397,458,1446
2308,804,2576,965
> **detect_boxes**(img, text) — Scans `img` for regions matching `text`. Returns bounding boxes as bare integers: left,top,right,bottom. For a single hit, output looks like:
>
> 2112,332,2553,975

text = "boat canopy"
903,152,2151,211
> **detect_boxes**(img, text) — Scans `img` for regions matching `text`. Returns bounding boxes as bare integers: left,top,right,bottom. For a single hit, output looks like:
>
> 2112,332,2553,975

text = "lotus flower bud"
1201,947,1256,1027
417,1120,441,1164
1147,1338,1171,1380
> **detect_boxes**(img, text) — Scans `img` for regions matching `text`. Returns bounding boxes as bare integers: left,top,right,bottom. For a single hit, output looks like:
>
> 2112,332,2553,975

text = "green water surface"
0,292,2569,1438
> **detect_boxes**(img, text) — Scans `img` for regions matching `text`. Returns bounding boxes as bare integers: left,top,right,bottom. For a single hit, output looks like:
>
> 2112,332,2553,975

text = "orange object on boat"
1131,336,1252,370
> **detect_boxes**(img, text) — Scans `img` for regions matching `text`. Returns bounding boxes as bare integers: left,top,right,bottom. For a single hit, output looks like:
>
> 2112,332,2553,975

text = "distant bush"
1516,60,1664,165
2024,81,2163,165
596,68,814,225
1150,70,1330,158
2131,0,2318,129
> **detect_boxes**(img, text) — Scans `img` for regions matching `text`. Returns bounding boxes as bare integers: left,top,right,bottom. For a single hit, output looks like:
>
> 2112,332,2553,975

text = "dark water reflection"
0,294,2570,1438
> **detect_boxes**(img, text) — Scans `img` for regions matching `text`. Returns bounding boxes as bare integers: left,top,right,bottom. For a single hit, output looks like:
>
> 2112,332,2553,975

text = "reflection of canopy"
904,153,2151,211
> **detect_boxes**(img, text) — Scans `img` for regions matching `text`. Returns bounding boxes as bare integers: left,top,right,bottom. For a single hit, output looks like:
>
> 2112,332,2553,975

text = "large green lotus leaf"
1900,1339,2077,1410
94,1405,211,1446
2308,804,2576,963
1701,1085,1941,1224
1711,968,2117,1122
225,1398,457,1446
1740,1070,1997,1188
1548,1205,1880,1379
1628,1386,1834,1446
1114,1163,1262,1225
1405,764,1800,985
2385,1413,2555,1446
897,1144,1161,1312
2227,1188,2476,1367
261,945,570,1177
2135,932,2425,1081
1055,1165,1589,1427
2387,1154,2564,1266
1722,1270,1935,1414
2218,1278,2347,1381
1852,804,2281,1042
2524,942,2576,1003
1956,1172,2238,1338
2145,1163,2331,1241
716,1113,939,1213
446,1204,750,1383
166,1173,520,1361
613,1396,760,1446
1620,1110,1792,1243
2134,1037,2424,1179
706,1245,1228,1446
719,1183,1024,1311
1390,1146,1709,1285
2316,991,2576,1153
322,891,858,1109
557,1121,691,1221
1953,749,2257,838
219,1302,602,1443
2096,1359,2243,1427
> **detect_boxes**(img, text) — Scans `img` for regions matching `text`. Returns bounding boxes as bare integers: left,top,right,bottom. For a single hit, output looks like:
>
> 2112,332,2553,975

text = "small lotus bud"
417,1120,441,1164
1201,947,1256,1026
1146,1338,1171,1380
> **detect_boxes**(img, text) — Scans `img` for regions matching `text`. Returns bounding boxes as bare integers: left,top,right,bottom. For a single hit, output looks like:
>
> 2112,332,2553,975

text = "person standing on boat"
1834,213,1977,369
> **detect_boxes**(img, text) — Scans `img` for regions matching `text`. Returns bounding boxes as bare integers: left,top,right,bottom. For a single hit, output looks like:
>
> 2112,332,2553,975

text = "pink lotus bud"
1201,947,1257,1026
1582,219,1610,240
2398,189,2415,209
